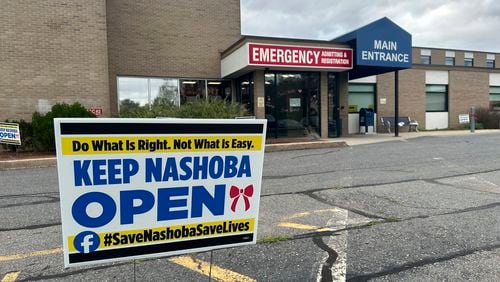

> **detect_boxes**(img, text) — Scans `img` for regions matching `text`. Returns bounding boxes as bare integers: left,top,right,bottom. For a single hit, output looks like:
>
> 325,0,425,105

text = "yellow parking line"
278,222,319,230
278,208,339,231
169,256,256,282
287,211,312,219
287,208,338,220
1,248,255,281
0,248,62,262
1,272,20,282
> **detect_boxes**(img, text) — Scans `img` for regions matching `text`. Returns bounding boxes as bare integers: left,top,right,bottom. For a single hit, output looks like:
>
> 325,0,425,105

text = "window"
348,84,376,113
490,86,500,111
464,58,473,67
179,79,232,104
420,49,431,64
445,51,455,66
117,77,180,114
445,57,455,66
486,59,495,68
486,54,495,68
117,77,149,109
207,80,232,100
180,80,206,104
236,73,254,114
426,85,448,112
117,76,232,114
464,52,474,67
150,78,180,106
420,55,431,64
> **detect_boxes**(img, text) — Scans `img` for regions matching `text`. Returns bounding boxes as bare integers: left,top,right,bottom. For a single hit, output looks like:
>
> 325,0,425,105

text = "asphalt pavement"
1,131,499,281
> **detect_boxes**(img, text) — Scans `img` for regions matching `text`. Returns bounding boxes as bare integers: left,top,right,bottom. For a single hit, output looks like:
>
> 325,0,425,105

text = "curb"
265,140,348,152
0,141,349,170
2,130,499,170
0,157,57,171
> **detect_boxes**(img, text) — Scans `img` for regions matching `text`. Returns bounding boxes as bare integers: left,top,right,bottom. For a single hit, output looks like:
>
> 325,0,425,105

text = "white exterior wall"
349,75,376,83
445,51,455,57
426,112,449,130
490,73,500,86
221,43,249,77
425,71,448,84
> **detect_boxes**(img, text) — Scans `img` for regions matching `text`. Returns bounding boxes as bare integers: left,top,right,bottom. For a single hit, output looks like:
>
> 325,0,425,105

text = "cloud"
241,0,500,52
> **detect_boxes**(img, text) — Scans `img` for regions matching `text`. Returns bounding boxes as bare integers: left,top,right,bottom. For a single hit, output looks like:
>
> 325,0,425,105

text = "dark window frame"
426,84,448,112
490,86,500,111
420,55,431,64
464,58,474,67
445,57,455,66
236,73,254,115
486,59,495,68
207,80,233,101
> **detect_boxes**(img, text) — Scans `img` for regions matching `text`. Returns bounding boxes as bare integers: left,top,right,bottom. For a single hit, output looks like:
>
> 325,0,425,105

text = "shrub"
475,107,500,129
32,102,95,151
176,99,249,118
120,98,249,119
118,99,144,117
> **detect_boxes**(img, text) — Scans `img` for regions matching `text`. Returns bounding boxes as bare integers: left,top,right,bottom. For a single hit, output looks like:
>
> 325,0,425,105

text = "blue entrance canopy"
333,17,412,80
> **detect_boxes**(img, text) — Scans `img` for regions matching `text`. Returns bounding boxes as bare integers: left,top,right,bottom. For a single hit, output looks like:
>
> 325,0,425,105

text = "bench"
380,117,419,133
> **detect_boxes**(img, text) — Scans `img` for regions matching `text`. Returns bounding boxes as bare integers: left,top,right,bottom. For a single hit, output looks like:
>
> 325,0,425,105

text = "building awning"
221,38,353,78
332,17,412,80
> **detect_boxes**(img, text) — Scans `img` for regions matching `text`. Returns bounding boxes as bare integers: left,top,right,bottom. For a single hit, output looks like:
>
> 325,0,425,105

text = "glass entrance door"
265,72,320,138
328,73,341,137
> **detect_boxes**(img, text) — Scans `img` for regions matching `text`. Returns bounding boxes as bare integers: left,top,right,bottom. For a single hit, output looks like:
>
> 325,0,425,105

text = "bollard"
470,106,475,133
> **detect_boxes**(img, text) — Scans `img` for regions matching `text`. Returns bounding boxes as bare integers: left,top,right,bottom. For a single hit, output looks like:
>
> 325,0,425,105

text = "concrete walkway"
265,129,500,150
1,129,499,170
337,129,500,146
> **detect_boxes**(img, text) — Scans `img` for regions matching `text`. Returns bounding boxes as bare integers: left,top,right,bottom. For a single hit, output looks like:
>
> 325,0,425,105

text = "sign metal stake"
208,250,214,282
134,259,137,282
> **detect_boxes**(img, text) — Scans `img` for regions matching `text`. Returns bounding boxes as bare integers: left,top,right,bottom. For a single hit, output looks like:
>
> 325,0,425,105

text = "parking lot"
1,132,499,281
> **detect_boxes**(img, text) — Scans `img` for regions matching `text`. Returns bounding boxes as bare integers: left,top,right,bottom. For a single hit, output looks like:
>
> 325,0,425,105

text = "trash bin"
359,108,375,134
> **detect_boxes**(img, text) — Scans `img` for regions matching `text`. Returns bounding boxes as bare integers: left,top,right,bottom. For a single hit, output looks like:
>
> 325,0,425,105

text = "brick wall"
376,69,425,129
432,49,445,65
449,71,489,128
377,68,491,130
106,0,241,115
376,72,395,124
455,52,465,66
412,47,421,64
474,53,486,67
0,0,109,121
398,69,426,127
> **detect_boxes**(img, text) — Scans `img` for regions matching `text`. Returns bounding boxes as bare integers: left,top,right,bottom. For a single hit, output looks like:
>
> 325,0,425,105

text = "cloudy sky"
241,0,500,52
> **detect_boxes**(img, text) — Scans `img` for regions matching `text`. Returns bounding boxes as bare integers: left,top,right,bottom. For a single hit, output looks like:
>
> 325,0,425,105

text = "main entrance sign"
249,43,353,69
361,40,410,63
54,118,266,267
334,17,412,70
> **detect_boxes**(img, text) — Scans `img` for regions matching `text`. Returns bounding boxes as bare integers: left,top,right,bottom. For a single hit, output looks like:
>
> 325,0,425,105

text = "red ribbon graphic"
230,185,254,212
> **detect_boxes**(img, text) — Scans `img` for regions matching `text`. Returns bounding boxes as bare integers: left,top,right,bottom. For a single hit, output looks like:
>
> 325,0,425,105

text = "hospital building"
2,0,500,138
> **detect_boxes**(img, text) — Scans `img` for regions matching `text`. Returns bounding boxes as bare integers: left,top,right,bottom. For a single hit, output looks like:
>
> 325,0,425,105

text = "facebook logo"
74,231,100,253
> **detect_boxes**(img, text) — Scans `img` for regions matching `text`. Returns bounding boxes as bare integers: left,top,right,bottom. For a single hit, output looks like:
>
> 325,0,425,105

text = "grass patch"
257,235,292,244
365,220,384,227
385,216,401,223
